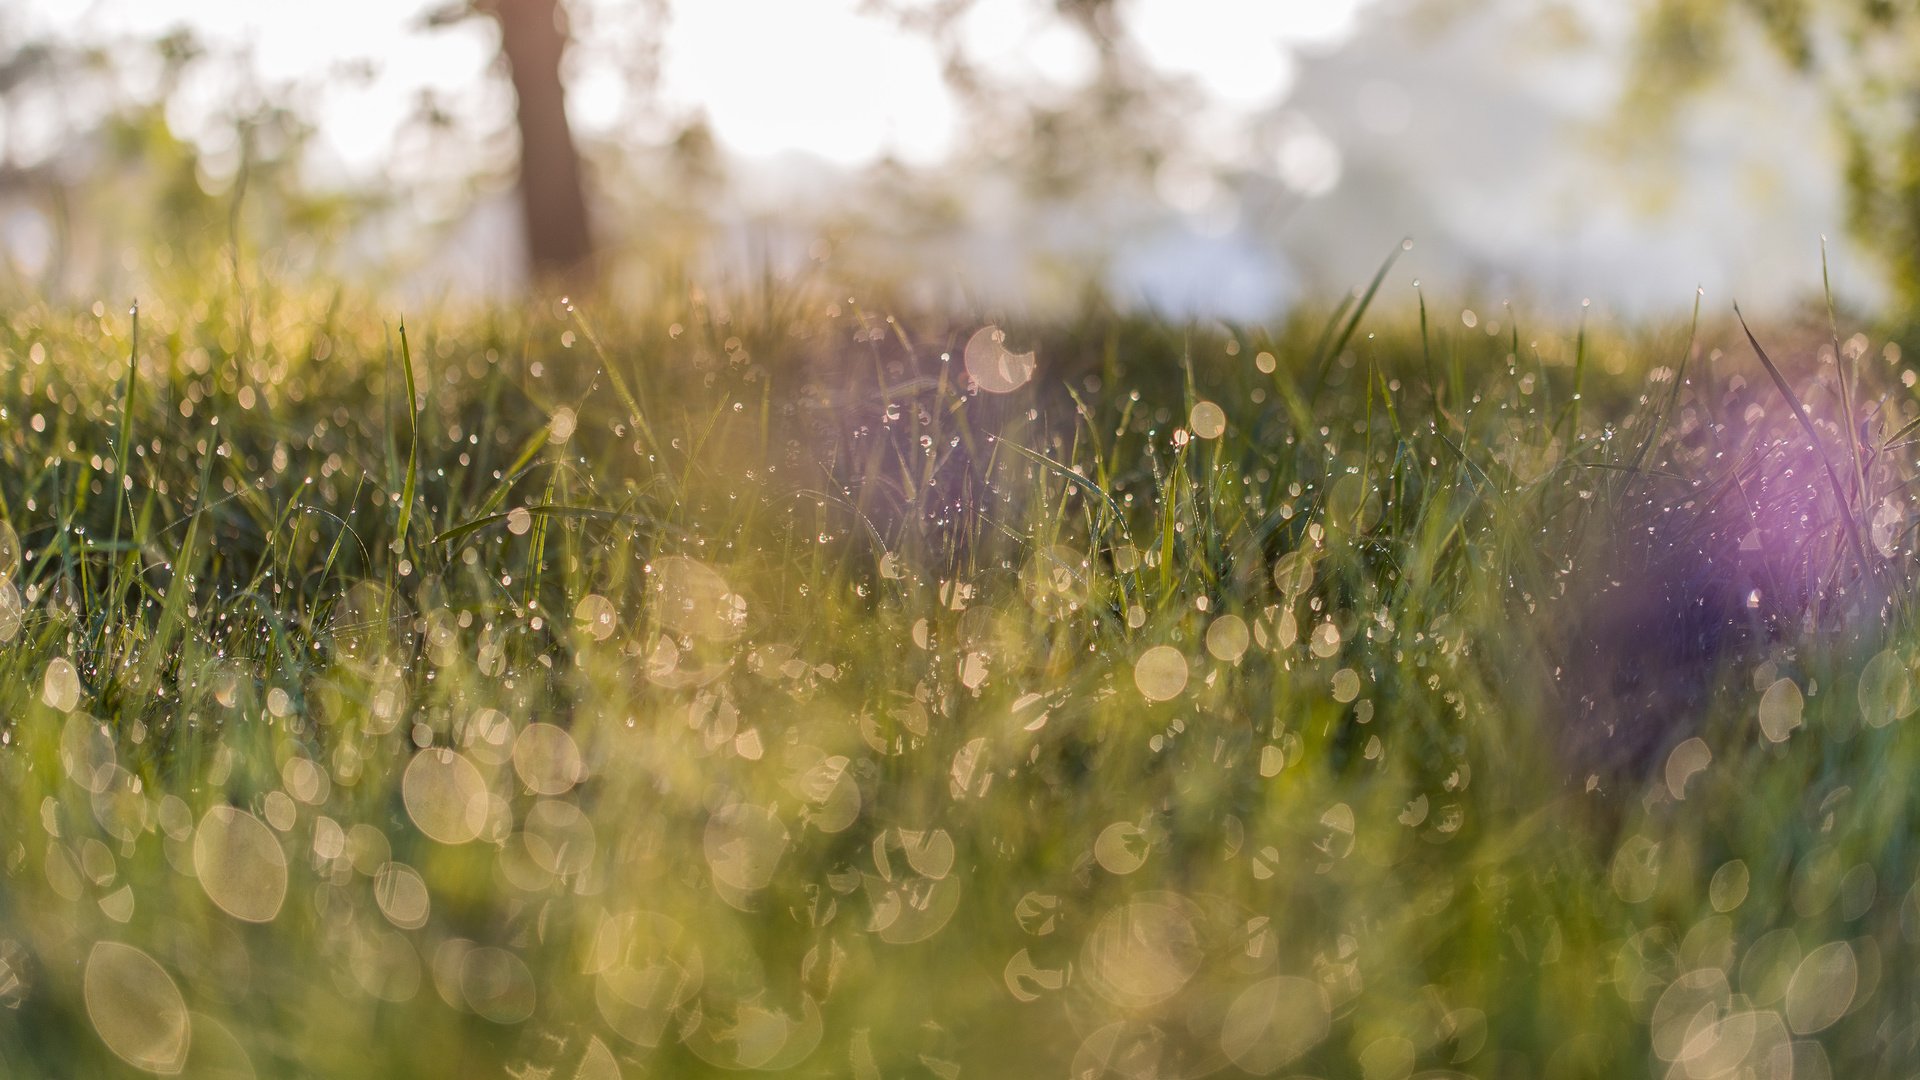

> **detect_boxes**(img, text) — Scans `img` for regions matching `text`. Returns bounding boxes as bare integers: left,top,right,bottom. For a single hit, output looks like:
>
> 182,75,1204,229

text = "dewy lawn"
0,274,1917,1078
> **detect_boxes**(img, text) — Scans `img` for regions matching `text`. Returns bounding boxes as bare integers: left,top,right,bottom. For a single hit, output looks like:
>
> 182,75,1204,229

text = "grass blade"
1734,302,1873,573
394,319,421,552
1311,237,1410,396
992,435,1131,542
1623,286,1702,490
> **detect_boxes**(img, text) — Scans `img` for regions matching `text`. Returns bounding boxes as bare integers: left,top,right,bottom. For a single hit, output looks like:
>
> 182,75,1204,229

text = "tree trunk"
491,0,593,283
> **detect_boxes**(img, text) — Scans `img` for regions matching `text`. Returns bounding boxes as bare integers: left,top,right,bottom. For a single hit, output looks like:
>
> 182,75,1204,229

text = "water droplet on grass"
1331,667,1361,703
1758,678,1804,743
374,862,431,929
964,325,1036,394
402,749,489,845
1649,967,1729,1062
1188,401,1227,440
1133,646,1189,702
1785,941,1857,1034
1309,622,1342,659
1220,976,1331,1073
1082,895,1202,1008
1664,738,1712,800
1857,649,1916,728
99,884,135,923
1710,860,1750,913
460,946,537,1024
1003,948,1065,1002
1094,821,1148,875
193,806,288,923
1273,552,1314,598
900,827,956,880
512,723,583,796
0,580,20,642
85,941,190,1074
1206,615,1250,662
573,593,617,641
43,657,81,713
262,791,296,832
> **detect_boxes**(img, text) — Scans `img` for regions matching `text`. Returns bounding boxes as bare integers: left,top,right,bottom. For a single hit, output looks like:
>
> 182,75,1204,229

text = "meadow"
0,256,1917,1079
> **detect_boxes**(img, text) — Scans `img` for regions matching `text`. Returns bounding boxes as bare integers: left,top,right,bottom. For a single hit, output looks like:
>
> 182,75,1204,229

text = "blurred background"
0,0,1909,320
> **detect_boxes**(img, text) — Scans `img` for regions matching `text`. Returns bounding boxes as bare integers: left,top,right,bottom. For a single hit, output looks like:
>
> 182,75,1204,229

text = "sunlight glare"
658,0,957,166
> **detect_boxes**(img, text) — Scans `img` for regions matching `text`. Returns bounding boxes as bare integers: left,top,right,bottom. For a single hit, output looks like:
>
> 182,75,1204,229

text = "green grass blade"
1311,238,1409,396
1734,302,1873,574
394,319,420,552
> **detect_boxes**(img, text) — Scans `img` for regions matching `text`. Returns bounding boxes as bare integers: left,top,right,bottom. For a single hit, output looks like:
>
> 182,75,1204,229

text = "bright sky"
14,0,1371,174
7,0,1874,319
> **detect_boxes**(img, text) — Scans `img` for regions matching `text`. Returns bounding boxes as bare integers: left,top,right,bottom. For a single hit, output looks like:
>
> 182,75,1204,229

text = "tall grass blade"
394,320,421,553
1623,287,1701,490
1734,302,1873,573
1311,238,1409,396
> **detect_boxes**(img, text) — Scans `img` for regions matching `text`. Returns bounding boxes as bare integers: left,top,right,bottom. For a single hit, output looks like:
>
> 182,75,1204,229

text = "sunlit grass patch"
0,273,1918,1077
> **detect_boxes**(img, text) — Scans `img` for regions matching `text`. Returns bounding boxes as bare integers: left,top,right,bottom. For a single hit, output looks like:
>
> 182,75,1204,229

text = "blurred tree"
1628,0,1920,304
0,26,355,294
428,0,595,284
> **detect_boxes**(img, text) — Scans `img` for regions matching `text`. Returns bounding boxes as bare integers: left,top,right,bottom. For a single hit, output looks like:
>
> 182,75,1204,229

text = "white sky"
14,0,1372,173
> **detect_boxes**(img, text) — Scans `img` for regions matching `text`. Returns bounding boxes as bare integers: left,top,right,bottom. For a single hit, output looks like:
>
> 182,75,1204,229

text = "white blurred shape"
1274,115,1343,197
957,0,1099,92
1125,0,1297,106
658,0,957,166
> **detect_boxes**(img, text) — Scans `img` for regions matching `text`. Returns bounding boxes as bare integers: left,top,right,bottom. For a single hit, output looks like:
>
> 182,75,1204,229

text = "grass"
0,263,1919,1078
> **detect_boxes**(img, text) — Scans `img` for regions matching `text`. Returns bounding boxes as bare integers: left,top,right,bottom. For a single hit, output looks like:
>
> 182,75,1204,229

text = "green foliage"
0,264,1918,1077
